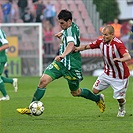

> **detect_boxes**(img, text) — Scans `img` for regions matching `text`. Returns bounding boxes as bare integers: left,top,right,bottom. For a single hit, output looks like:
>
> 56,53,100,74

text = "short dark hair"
58,10,72,22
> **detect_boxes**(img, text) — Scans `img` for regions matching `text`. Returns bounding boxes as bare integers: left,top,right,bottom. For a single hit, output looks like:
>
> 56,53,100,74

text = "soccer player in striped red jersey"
75,25,131,117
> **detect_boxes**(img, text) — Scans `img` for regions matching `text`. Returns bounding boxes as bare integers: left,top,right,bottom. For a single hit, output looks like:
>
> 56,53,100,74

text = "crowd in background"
0,0,133,54
99,18,133,52
0,0,56,25
0,0,57,55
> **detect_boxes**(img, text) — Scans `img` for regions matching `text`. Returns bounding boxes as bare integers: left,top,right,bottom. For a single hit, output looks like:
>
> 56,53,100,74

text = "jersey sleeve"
0,38,8,45
66,34,78,47
67,36,75,43
117,42,129,56
89,39,101,49
65,23,80,46
0,29,8,45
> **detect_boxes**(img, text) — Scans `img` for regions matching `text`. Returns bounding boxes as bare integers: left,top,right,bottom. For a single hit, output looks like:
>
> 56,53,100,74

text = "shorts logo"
48,64,53,69
52,62,60,70
65,76,76,80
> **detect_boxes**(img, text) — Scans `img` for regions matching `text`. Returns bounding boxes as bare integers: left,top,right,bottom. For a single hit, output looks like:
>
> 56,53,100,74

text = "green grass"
0,76,132,133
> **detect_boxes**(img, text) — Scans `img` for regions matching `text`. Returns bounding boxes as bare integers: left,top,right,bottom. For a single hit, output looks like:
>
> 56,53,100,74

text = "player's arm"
55,30,63,39
113,52,131,62
0,43,9,51
113,43,131,62
75,43,91,52
0,32,9,51
55,41,74,62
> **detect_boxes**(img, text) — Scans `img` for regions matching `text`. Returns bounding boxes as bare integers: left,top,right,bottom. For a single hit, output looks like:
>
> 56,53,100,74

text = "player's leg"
67,78,105,113
17,61,63,115
4,63,8,77
0,62,10,101
69,80,101,102
117,99,126,117
0,77,10,101
111,78,128,117
31,61,63,102
1,76,18,92
92,73,110,112
17,73,52,115
4,68,8,78
31,74,52,102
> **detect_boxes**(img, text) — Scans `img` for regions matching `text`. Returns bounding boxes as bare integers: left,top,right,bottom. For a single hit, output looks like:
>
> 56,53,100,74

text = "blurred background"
0,0,133,77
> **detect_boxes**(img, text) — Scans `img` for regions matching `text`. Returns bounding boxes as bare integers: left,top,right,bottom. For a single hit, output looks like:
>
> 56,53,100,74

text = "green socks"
1,76,13,84
31,88,100,104
80,88,100,102
32,88,46,102
0,80,7,97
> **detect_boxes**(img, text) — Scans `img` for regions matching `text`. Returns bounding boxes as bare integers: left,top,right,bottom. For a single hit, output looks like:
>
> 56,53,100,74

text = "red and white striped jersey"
89,37,130,79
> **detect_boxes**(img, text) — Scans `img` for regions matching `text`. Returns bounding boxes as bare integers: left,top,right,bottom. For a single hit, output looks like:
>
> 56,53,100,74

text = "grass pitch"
0,76,132,133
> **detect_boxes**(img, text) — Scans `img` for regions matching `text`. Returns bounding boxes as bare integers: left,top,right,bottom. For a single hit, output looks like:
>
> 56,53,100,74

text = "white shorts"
93,73,129,99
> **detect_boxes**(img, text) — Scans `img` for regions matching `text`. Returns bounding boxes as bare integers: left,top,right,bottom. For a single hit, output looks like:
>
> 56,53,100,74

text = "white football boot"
117,100,126,117
117,108,126,117
0,95,10,101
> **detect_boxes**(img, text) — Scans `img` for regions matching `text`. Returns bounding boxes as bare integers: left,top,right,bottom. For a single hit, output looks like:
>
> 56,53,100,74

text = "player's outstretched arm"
0,44,9,51
75,44,91,52
55,42,75,62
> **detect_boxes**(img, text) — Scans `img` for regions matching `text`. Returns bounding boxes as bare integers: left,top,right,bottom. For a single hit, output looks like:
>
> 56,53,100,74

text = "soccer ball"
29,101,44,116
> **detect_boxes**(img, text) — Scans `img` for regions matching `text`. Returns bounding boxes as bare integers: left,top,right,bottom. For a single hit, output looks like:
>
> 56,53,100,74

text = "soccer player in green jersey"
0,28,18,101
17,9,105,114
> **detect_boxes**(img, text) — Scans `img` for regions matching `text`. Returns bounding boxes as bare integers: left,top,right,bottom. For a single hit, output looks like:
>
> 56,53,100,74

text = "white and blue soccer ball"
29,101,44,116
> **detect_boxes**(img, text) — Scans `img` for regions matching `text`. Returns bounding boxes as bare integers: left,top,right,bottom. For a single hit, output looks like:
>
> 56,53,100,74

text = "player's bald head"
103,25,114,35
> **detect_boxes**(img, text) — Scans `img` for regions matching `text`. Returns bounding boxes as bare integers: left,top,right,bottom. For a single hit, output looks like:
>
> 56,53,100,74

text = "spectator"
22,7,33,23
43,0,56,27
111,18,122,38
0,3,3,23
17,0,28,19
2,0,12,23
35,0,45,22
121,21,131,37
10,0,19,23
120,21,131,50
43,20,54,54
129,20,133,32
128,20,133,50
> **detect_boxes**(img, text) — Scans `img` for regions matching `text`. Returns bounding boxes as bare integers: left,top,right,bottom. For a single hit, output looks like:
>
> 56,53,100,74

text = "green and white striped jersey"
60,22,82,71
0,29,8,62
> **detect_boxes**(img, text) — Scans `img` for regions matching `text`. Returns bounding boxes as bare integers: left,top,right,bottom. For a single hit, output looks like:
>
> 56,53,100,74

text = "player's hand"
55,55,64,62
55,32,62,39
113,58,121,62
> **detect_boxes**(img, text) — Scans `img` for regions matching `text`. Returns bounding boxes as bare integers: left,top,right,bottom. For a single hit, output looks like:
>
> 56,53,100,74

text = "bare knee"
71,88,81,97
39,79,47,88
38,74,52,88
